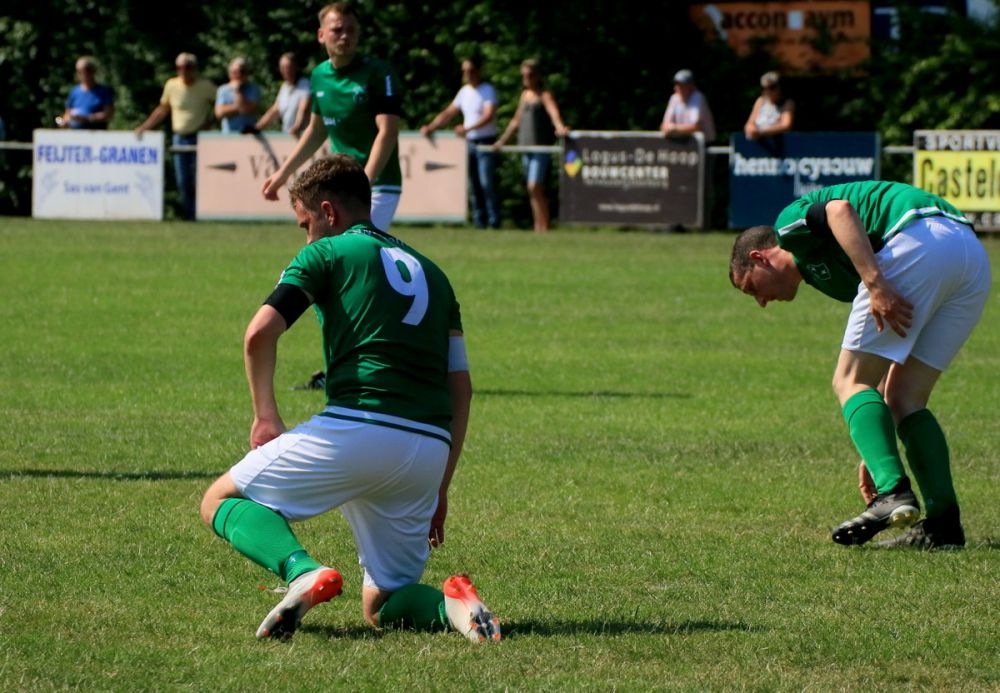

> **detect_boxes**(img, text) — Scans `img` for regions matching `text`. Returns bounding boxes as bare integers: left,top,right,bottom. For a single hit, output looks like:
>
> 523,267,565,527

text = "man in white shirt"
421,57,501,229
660,69,715,142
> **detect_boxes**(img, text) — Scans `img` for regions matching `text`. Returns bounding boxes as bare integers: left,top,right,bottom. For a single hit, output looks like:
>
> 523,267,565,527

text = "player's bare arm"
826,199,913,336
365,113,399,182
262,112,328,199
244,304,289,447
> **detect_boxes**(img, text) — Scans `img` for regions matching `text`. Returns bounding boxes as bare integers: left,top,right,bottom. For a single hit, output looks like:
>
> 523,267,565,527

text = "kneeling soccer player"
199,154,500,641
730,180,990,548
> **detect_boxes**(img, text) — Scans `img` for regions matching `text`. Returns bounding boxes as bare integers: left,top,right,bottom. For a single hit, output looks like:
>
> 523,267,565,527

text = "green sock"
898,409,957,519
842,389,906,494
377,584,448,632
211,498,322,583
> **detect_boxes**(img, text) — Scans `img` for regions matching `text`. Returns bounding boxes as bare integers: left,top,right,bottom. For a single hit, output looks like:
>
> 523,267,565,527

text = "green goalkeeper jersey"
278,223,462,433
773,180,971,302
311,56,403,192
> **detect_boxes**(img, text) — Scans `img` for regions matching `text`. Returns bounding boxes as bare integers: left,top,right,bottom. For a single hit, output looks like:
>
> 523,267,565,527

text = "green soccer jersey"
311,56,403,191
277,223,462,435
773,180,971,302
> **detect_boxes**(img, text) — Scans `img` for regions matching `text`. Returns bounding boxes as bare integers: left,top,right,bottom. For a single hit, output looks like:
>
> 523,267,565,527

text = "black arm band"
371,93,403,117
263,284,311,328
806,200,833,237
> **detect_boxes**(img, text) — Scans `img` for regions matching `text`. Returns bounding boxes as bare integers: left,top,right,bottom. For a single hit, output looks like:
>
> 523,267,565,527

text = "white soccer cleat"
443,574,501,643
255,567,343,640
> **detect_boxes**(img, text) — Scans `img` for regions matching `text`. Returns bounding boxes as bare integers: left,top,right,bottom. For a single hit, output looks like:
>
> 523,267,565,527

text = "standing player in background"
201,155,499,642
729,181,990,549
262,2,402,233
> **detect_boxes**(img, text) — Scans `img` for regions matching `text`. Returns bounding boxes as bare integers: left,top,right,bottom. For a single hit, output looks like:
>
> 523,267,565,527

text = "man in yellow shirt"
136,53,217,220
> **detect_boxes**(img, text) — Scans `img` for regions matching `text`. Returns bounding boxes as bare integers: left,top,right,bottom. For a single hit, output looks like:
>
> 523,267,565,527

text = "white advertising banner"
196,131,465,223
32,129,164,220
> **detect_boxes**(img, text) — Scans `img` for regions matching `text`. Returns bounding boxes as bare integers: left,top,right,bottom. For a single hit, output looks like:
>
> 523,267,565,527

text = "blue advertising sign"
728,132,880,228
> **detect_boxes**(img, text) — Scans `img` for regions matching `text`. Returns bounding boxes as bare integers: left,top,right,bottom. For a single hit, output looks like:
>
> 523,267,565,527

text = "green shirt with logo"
773,180,971,302
278,223,461,434
311,56,403,191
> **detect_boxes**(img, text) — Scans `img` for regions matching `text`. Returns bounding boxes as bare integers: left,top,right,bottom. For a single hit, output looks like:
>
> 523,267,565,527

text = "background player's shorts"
843,216,991,370
371,190,400,232
228,409,449,592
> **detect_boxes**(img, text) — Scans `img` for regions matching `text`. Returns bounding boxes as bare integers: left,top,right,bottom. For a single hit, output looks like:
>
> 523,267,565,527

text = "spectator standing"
215,57,262,134
494,59,569,232
660,69,715,142
261,2,403,233
254,53,311,137
59,56,114,130
422,58,501,229
135,53,217,220
744,71,794,140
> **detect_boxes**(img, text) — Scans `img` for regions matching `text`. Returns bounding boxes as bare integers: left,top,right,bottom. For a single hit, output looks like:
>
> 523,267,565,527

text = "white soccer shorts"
228,408,449,592
843,216,991,370
370,190,401,233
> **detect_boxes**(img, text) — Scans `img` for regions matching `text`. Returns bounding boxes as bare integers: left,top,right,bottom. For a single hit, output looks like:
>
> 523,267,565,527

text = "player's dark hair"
288,154,371,214
729,225,777,287
318,1,360,24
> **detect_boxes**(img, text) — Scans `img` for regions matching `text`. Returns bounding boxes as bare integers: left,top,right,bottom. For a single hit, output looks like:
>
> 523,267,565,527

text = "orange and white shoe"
255,567,343,640
443,575,501,642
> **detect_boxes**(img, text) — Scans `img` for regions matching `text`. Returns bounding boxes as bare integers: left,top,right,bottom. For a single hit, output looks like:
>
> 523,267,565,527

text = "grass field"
1,218,998,691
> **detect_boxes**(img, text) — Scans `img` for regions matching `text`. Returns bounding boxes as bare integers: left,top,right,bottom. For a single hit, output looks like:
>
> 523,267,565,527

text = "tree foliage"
1,1,998,219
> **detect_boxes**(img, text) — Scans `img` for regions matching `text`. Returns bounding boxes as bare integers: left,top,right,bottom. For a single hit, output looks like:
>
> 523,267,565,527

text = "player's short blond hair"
318,1,359,24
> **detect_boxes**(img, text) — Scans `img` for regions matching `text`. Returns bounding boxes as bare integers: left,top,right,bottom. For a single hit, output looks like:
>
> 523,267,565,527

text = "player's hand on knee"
429,495,448,548
250,414,286,449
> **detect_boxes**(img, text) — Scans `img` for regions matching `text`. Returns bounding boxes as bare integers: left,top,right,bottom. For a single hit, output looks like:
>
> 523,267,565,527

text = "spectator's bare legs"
527,181,550,232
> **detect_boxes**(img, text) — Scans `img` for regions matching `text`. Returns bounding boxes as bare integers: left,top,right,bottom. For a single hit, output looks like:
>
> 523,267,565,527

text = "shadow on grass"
477,388,691,400
501,619,761,638
300,623,387,640
6,468,219,481
298,619,760,641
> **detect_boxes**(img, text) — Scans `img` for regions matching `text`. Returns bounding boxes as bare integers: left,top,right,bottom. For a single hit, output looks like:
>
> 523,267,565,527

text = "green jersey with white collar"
773,181,971,302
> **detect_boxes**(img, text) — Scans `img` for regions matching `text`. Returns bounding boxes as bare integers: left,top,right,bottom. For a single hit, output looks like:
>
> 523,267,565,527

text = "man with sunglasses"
136,53,217,220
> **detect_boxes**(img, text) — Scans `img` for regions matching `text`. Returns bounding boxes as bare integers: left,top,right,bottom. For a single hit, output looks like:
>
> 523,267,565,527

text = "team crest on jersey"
352,85,367,103
805,263,831,281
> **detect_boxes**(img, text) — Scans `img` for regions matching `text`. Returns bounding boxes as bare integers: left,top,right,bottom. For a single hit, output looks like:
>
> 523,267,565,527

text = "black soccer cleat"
876,505,965,550
832,478,920,546
292,369,326,391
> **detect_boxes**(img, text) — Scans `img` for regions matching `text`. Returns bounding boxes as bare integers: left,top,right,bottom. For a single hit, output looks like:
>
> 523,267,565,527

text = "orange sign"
690,2,870,73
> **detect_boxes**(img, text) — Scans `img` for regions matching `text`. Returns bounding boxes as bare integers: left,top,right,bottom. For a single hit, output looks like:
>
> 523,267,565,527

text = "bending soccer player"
729,180,990,548
200,155,500,641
